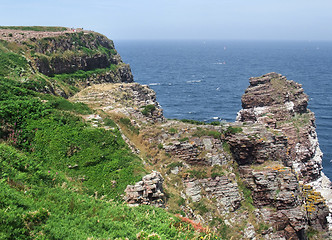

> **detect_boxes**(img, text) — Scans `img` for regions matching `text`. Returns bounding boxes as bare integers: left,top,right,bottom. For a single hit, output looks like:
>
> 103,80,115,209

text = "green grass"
180,119,221,126
0,30,222,240
223,126,243,135
0,26,68,32
45,96,93,115
0,171,200,239
168,127,178,134
119,117,140,135
0,47,29,77
193,127,221,139
52,64,118,82
186,169,207,179
0,73,204,240
167,162,183,169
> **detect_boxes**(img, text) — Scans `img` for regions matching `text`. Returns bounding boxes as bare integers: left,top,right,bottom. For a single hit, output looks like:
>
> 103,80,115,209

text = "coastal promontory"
0,26,331,239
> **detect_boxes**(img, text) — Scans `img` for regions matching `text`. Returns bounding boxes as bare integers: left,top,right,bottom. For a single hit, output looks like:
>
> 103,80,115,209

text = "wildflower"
48,171,50,173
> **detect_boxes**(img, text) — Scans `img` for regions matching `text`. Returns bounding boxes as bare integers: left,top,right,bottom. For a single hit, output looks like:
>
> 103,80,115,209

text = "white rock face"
284,101,294,111
309,172,332,231
185,180,202,202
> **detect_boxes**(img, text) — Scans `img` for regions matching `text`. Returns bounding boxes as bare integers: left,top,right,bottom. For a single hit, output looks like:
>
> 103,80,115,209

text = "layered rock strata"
184,176,242,213
235,72,331,236
70,82,165,123
124,171,165,207
236,72,322,183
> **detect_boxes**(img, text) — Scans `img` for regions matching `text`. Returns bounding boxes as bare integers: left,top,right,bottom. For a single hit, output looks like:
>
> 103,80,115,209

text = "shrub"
192,201,209,215
222,141,231,154
168,128,178,134
224,126,243,135
103,117,117,128
211,172,224,178
210,121,220,126
141,104,156,116
180,119,205,125
46,97,92,114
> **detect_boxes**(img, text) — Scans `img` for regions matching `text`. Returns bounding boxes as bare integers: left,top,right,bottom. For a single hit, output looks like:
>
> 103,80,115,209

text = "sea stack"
237,72,332,233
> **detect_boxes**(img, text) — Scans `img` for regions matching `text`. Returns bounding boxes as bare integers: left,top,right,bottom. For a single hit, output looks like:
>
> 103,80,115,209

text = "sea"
115,40,332,180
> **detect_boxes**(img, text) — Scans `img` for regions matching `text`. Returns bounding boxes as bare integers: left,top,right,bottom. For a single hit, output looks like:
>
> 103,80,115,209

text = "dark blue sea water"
115,40,332,180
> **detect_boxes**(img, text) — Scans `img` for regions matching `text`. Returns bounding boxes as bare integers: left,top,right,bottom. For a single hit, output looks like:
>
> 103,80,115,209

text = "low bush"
168,127,178,134
141,104,156,116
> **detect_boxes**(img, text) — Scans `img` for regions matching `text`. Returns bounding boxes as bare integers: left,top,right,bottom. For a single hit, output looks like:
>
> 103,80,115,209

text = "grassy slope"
0,33,209,239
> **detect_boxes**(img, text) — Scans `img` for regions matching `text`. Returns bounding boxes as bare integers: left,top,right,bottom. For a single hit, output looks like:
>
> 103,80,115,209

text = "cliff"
0,27,133,97
0,27,331,239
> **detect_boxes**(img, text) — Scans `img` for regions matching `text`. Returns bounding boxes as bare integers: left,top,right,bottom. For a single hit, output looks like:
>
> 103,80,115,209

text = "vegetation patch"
51,64,118,81
193,127,221,139
186,169,207,179
141,104,156,116
168,127,178,134
119,117,140,135
167,162,183,169
223,126,243,135
180,119,221,126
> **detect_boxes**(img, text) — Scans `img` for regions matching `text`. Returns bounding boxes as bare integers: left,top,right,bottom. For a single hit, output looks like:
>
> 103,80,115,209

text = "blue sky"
1,0,332,41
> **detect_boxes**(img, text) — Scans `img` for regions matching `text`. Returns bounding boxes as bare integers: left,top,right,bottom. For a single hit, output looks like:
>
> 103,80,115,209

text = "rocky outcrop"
234,73,332,237
124,171,165,207
164,134,228,166
236,72,322,183
184,175,241,213
70,82,164,123
36,54,110,76
227,124,289,166
30,32,134,85
240,166,301,210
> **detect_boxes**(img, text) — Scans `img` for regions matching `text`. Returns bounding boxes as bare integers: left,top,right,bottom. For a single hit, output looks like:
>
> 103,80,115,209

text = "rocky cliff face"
236,72,322,183
58,35,332,239
0,29,133,98
31,32,125,76
235,73,332,237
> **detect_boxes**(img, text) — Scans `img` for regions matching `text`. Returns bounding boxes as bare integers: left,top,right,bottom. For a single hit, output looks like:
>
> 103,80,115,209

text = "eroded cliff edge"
236,73,332,224
71,71,332,239
2,27,332,239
